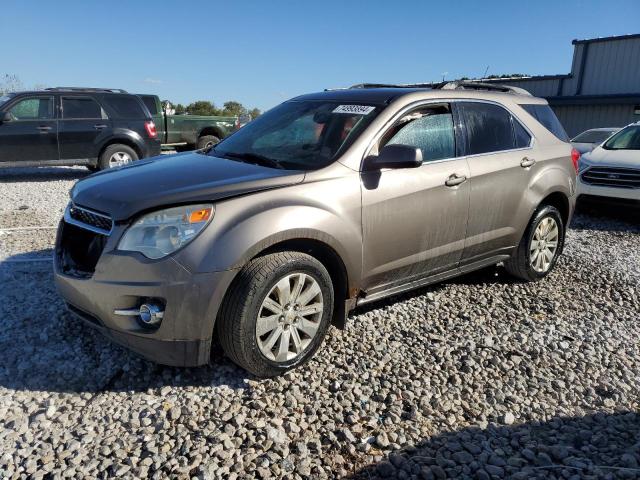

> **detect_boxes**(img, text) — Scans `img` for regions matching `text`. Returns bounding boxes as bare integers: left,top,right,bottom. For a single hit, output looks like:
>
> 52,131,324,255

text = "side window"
140,96,158,115
520,104,569,142
62,97,104,119
8,97,54,120
460,102,515,155
103,95,147,118
513,118,532,148
381,104,456,162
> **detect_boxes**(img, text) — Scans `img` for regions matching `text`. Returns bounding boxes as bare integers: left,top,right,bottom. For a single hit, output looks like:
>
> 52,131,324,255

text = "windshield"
208,100,381,170
0,94,14,108
572,129,617,144
602,125,640,150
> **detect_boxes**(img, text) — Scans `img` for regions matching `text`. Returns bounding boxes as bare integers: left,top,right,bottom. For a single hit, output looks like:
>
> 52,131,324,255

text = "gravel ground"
1,168,639,479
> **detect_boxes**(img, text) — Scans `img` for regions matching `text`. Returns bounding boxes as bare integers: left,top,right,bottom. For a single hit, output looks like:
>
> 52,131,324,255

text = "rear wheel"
504,205,564,282
98,144,138,170
216,252,334,377
197,135,220,150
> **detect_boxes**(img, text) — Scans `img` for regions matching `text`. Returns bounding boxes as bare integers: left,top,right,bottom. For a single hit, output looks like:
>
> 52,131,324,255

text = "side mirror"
0,112,11,123
363,144,423,171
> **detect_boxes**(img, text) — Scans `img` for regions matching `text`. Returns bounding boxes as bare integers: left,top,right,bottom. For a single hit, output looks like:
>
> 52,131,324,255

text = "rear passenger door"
457,101,534,264
59,96,110,161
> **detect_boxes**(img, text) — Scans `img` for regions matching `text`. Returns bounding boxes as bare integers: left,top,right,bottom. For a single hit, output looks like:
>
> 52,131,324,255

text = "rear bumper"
144,139,162,158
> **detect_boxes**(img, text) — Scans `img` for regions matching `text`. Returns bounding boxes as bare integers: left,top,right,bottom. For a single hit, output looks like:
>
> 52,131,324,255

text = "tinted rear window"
140,96,158,115
62,97,103,119
521,104,569,142
103,95,147,118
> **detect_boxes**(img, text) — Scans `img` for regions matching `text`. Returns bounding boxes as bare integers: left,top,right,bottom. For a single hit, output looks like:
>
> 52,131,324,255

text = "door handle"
94,124,108,130
37,125,52,133
520,157,536,168
445,173,467,187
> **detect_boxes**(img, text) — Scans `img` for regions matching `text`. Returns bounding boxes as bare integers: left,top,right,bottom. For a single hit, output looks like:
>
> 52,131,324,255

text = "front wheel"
216,252,334,377
504,205,565,282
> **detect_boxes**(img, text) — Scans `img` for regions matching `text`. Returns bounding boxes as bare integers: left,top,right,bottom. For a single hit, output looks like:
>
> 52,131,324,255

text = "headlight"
118,204,213,259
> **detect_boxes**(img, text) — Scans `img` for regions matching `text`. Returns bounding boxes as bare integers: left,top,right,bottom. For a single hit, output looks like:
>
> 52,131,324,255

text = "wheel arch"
98,136,144,161
197,126,225,141
539,191,570,227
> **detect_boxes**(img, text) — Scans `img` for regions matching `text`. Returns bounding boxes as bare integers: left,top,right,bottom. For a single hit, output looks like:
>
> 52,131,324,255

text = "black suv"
0,87,161,170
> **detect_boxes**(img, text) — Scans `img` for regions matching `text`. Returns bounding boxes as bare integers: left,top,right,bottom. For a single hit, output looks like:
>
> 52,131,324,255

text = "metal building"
482,34,640,137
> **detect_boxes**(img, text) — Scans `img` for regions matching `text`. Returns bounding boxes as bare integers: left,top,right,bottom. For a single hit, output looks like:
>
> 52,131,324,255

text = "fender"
98,128,147,156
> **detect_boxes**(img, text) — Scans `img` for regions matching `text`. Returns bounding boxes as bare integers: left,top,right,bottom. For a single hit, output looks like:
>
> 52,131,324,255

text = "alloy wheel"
530,216,559,273
256,272,323,362
108,151,132,168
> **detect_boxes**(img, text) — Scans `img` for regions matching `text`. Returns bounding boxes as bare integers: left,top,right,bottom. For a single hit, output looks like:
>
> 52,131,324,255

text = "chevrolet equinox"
54,82,578,377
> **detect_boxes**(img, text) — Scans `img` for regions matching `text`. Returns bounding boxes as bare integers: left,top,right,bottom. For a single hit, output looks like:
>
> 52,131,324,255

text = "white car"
577,122,640,202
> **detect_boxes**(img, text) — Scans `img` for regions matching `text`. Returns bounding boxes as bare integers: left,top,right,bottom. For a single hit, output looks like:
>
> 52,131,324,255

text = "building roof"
572,33,640,45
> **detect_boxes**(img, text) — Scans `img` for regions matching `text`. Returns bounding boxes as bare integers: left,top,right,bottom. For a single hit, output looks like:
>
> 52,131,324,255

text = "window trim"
6,95,56,122
61,95,107,120
362,98,535,170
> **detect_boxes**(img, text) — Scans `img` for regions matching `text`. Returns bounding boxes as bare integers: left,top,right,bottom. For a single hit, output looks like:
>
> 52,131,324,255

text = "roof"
292,88,426,105
572,33,640,45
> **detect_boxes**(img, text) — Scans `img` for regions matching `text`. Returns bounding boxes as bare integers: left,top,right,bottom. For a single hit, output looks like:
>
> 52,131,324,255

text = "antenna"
483,66,490,79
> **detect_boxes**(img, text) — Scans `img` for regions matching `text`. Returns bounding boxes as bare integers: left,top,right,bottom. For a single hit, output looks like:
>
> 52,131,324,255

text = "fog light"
139,303,164,326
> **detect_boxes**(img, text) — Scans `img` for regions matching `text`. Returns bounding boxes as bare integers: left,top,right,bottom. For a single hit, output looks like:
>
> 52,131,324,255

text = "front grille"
581,167,640,189
56,221,108,277
67,204,113,234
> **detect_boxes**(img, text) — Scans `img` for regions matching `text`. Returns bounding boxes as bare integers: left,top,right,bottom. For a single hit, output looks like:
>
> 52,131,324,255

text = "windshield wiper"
218,151,284,169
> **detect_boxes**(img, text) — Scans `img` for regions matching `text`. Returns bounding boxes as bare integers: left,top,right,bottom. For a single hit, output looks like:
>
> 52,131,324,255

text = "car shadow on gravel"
0,250,249,395
348,411,640,479
571,202,640,232
0,166,90,183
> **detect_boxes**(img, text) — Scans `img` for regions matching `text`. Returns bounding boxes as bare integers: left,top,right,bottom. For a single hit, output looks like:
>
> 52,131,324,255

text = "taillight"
144,121,157,139
571,148,580,173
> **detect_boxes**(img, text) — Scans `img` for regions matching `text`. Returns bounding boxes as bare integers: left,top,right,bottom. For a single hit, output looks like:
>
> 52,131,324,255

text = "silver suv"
54,82,577,377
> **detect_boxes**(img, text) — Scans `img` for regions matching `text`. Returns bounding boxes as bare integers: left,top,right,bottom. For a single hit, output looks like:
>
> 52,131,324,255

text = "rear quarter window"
102,94,147,118
140,96,158,115
521,104,569,142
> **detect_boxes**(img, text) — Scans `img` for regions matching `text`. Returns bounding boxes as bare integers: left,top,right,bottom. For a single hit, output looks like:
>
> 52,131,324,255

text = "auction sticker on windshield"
333,105,376,115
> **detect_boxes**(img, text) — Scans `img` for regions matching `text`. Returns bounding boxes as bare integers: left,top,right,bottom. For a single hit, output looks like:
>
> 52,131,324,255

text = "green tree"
221,101,247,117
186,101,220,116
174,104,186,115
248,107,261,119
0,74,23,94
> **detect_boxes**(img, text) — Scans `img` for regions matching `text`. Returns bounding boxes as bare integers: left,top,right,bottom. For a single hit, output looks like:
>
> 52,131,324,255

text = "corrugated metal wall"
553,104,637,137
579,38,640,95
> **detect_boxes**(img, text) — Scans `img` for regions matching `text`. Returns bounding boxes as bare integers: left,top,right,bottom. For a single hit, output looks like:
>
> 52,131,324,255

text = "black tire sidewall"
242,257,334,374
197,135,220,150
523,205,565,279
98,144,138,170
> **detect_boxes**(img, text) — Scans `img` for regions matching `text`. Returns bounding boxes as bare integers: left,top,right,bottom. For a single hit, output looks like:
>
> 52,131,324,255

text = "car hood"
571,142,597,154
71,152,305,221
582,147,640,168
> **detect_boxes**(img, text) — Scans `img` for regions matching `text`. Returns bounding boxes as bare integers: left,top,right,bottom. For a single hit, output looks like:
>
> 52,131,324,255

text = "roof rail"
349,83,433,90
45,87,129,93
434,81,532,96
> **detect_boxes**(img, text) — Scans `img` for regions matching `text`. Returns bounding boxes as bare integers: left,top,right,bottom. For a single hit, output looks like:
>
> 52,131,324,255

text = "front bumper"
577,178,640,201
54,220,239,367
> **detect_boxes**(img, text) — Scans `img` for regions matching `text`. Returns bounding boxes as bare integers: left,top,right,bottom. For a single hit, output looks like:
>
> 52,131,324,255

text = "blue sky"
2,0,639,111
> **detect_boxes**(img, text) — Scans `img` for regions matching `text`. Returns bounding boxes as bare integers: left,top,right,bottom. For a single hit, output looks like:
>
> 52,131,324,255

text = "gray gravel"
1,168,639,479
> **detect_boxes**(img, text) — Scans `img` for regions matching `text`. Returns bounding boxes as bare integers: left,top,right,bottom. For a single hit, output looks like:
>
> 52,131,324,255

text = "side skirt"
356,254,510,306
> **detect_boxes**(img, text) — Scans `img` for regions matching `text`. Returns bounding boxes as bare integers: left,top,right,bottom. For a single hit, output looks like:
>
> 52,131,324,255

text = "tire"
216,251,334,377
86,165,99,173
197,135,220,150
504,204,565,282
98,144,138,170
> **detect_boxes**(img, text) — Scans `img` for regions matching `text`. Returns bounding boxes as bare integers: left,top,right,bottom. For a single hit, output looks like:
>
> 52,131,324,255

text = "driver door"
360,103,470,296
0,95,58,164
